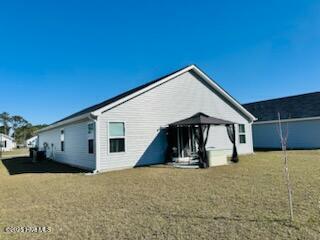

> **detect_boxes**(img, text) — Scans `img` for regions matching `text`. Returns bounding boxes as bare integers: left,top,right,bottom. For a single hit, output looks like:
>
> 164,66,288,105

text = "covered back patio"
167,112,239,168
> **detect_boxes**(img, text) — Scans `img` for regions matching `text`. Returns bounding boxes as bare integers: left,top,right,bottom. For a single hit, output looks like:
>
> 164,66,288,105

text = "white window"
88,139,94,154
88,123,95,154
239,124,246,144
60,129,65,151
88,123,94,135
109,122,125,153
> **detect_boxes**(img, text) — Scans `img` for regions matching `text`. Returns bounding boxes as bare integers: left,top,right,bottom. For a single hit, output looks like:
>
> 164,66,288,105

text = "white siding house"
37,65,256,172
244,92,320,149
251,119,320,149
38,120,96,170
26,136,38,148
0,134,15,152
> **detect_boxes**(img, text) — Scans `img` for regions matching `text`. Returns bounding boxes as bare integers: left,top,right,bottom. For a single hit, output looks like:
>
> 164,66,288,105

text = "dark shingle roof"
169,112,235,126
243,92,320,122
53,65,190,124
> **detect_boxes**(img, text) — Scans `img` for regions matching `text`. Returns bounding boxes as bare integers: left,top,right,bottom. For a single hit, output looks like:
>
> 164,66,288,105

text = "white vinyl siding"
252,119,320,149
98,71,254,171
0,134,15,152
38,120,96,170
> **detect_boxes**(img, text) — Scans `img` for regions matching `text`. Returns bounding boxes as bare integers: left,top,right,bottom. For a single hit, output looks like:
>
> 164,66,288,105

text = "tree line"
0,112,47,144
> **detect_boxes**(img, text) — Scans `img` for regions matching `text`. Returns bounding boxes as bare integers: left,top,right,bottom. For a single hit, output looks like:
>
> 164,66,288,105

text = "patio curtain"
166,126,176,162
193,124,210,168
226,124,239,163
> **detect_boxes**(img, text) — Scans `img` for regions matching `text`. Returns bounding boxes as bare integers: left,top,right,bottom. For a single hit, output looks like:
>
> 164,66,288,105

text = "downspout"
249,121,255,154
89,114,100,174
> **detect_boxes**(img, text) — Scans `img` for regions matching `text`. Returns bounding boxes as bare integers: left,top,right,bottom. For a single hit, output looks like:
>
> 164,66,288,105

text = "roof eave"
36,113,94,134
39,64,257,132
91,65,195,116
0,133,14,141
253,116,320,124
91,65,257,121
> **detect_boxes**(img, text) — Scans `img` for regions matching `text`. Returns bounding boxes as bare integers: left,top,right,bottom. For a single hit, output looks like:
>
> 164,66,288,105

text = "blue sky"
0,1,319,124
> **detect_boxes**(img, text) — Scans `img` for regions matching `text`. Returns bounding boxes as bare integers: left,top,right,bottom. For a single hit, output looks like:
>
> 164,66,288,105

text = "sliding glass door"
176,127,196,158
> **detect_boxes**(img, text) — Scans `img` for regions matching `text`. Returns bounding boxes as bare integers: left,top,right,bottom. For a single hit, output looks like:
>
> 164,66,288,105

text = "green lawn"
0,151,320,239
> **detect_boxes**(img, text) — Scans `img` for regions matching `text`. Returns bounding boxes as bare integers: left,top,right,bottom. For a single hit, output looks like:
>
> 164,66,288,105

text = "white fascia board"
36,113,93,133
253,116,320,125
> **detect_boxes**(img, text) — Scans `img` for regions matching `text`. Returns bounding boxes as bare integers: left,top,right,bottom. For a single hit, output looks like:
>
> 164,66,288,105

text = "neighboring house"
37,65,256,172
0,134,15,152
243,92,320,149
26,136,38,148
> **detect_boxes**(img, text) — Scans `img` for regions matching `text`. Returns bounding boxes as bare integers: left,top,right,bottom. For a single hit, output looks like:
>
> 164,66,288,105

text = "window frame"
87,122,95,154
88,122,95,135
88,139,94,154
108,121,126,154
60,129,65,151
238,124,246,144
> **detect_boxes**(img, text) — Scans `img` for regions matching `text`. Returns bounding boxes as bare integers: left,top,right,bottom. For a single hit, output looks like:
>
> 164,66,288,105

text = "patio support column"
193,124,210,168
166,126,175,162
226,124,239,163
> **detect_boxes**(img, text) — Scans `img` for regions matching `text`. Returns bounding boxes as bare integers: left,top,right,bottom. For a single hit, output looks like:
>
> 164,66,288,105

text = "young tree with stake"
277,112,294,222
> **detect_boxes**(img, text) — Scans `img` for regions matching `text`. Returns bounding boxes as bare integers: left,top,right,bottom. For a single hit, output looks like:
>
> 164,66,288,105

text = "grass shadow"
157,212,300,229
211,216,299,229
1,156,89,175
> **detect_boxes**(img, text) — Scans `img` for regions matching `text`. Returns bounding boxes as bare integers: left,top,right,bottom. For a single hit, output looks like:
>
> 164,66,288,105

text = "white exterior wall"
26,136,38,148
0,134,15,152
38,120,96,170
98,71,254,171
252,119,320,149
206,124,253,156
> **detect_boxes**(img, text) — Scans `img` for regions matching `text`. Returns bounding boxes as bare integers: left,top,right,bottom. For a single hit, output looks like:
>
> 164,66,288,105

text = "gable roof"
243,92,320,122
53,66,188,125
38,65,256,133
26,136,38,141
0,133,14,141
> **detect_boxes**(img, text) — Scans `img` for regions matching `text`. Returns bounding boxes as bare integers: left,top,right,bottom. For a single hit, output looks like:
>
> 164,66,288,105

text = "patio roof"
169,112,235,126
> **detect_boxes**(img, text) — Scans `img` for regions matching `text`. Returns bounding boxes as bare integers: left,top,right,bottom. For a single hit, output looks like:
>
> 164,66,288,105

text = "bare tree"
277,112,294,222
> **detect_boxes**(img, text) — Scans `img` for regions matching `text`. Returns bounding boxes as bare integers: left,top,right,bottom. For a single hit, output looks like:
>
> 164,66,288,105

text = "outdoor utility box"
206,149,229,167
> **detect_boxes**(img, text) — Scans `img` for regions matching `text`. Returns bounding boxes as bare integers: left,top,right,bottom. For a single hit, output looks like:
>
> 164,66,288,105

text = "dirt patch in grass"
0,151,319,239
